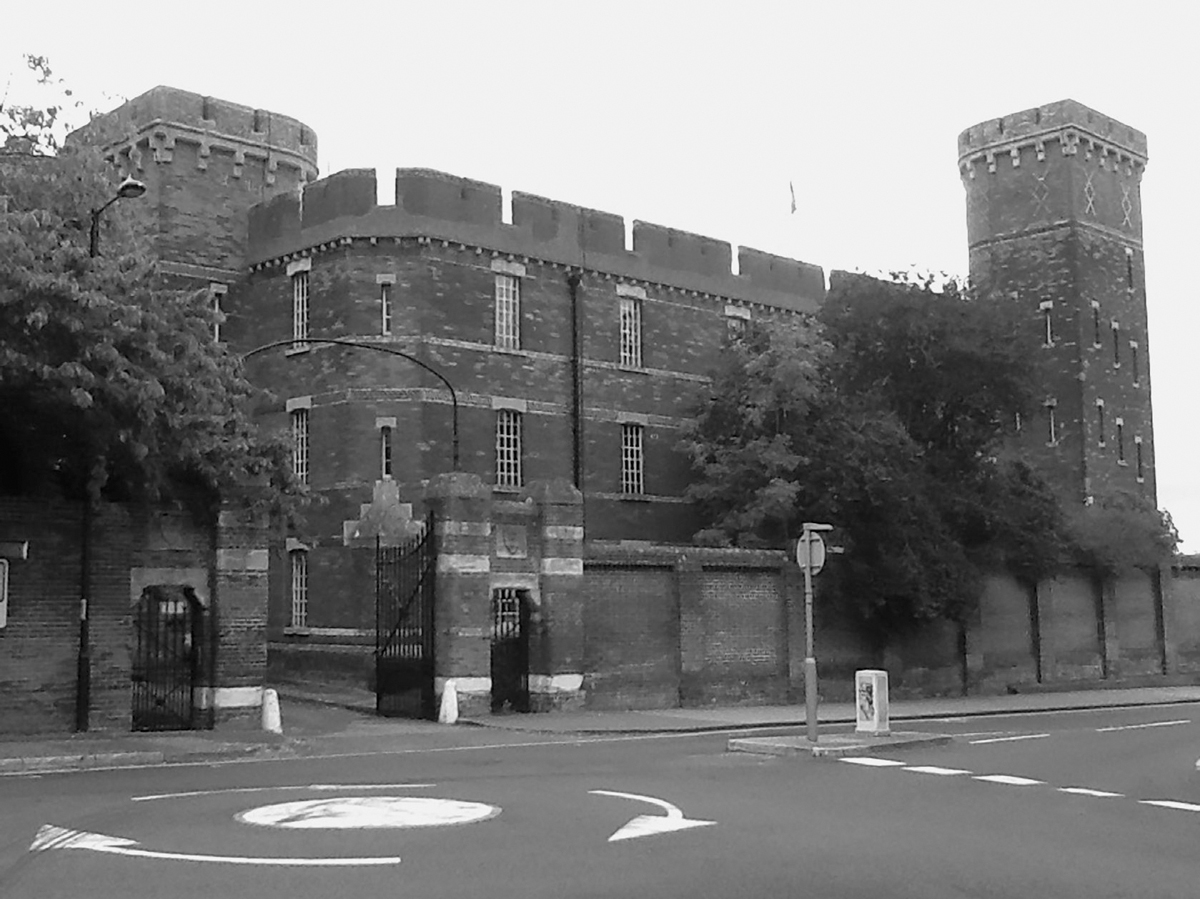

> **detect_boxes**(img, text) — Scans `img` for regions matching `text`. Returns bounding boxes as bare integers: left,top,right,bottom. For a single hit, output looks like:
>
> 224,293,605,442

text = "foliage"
0,61,304,518
1066,491,1179,577
682,273,1072,637
1,55,82,155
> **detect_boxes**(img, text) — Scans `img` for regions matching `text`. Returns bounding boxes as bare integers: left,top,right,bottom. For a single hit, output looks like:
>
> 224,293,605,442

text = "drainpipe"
567,271,584,492
75,496,91,731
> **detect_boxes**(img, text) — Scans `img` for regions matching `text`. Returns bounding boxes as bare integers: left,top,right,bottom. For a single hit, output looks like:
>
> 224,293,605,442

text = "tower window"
380,282,392,335
291,407,309,485
1135,436,1145,482
380,426,393,479
495,409,523,488
289,549,308,628
1125,247,1134,289
1130,340,1140,384
1045,399,1057,446
619,297,643,367
1040,300,1054,346
494,274,521,350
1111,321,1120,367
1092,301,1102,347
209,283,227,343
292,271,309,347
1116,417,1126,465
621,423,645,495
1096,400,1106,447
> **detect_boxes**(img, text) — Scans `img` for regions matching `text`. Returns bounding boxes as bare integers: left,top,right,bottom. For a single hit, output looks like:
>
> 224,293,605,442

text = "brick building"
958,99,1156,505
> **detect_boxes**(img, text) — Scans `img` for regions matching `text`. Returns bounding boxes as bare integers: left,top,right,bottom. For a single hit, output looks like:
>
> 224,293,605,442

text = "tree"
681,273,1070,640
1066,491,1178,577
0,58,303,515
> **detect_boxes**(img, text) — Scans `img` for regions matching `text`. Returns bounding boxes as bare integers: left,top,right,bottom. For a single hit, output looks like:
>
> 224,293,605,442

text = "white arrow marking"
589,790,715,842
30,825,401,866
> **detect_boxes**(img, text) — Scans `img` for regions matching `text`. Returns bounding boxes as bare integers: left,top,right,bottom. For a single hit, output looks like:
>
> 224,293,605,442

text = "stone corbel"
232,149,245,180
151,129,175,164
266,154,278,186
1034,139,1045,162
1009,146,1021,168
985,151,997,173
197,141,211,171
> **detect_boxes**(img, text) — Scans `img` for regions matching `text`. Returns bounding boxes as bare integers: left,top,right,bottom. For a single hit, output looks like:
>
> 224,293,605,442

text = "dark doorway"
132,585,201,731
491,588,530,713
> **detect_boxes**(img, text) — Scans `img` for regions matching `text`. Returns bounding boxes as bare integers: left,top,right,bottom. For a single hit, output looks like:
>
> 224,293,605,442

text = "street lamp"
89,176,146,257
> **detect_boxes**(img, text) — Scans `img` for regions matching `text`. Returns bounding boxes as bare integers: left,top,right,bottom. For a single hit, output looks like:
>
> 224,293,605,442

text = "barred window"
1116,418,1126,464
210,283,227,343
289,550,308,628
1096,400,1106,447
1131,341,1140,384
1040,300,1054,346
381,282,392,335
1045,401,1057,446
1092,301,1102,347
292,271,308,345
380,425,393,479
495,409,523,488
621,423,645,495
619,297,643,367
291,408,309,485
494,274,521,349
1135,436,1145,482
1112,321,1121,367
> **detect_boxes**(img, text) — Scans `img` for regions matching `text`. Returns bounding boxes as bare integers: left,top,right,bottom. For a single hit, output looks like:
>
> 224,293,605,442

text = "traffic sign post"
797,523,833,745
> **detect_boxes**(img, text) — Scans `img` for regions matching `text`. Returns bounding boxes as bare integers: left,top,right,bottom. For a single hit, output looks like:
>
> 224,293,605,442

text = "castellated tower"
959,100,1155,507
69,86,319,288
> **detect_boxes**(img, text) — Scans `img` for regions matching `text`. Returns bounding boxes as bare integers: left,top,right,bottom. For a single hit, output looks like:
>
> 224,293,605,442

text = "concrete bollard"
261,688,283,734
855,669,890,735
438,679,459,725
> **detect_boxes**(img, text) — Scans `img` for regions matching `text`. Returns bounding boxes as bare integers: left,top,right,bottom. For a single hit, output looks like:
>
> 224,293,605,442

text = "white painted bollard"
261,688,283,734
855,669,890,735
438,679,459,725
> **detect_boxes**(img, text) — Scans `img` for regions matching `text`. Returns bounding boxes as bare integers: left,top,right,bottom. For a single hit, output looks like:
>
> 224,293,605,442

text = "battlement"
247,167,826,311
958,99,1147,165
71,85,319,172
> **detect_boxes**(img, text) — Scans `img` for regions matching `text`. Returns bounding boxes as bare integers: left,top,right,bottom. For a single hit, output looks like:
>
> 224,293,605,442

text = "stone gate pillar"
529,480,585,711
425,472,493,716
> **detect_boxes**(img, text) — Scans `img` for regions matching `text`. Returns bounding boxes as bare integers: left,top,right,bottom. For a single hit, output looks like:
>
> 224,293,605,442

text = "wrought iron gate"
132,585,201,732
375,511,437,718
490,587,530,713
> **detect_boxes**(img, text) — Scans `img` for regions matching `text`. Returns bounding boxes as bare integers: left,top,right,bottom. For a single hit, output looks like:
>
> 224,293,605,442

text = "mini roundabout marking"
34,784,501,867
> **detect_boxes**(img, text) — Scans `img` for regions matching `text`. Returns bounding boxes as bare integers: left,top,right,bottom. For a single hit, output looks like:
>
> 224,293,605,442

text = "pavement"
2,679,1199,774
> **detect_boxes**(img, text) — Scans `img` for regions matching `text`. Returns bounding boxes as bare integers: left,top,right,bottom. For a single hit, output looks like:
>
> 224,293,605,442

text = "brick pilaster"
529,479,584,711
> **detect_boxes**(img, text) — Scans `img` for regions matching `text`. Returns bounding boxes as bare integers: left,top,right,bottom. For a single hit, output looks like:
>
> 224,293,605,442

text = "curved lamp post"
242,337,460,470
89,176,146,257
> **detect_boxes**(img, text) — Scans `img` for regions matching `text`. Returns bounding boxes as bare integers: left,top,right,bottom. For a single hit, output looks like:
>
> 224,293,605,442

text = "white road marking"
902,766,973,776
1059,787,1124,798
237,796,500,829
973,775,1043,786
132,783,434,802
968,733,1050,745
839,757,907,767
30,825,400,866
589,789,716,842
1095,719,1190,733
1139,800,1200,812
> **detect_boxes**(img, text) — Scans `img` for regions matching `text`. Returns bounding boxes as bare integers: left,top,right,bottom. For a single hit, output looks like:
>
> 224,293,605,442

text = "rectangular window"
1092,301,1102,347
1116,418,1126,464
1040,300,1054,346
210,284,227,343
1096,401,1106,446
381,282,392,335
1135,436,1145,482
495,409,523,488
0,558,8,629
1126,248,1135,289
289,550,308,628
620,297,643,367
494,274,521,350
1112,321,1120,367
292,271,309,346
621,423,645,495
1131,341,1140,384
380,425,393,479
1045,402,1057,445
291,408,309,485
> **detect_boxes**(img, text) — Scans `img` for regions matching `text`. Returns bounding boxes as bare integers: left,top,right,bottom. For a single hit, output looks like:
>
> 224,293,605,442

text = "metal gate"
490,588,530,713
375,511,437,718
132,585,201,732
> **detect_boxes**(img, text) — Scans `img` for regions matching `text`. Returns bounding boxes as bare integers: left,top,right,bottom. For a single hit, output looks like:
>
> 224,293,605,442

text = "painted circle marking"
237,796,500,830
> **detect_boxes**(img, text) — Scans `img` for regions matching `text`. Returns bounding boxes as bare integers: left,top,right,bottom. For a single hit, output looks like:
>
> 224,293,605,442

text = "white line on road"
1095,719,1190,733
969,733,1050,744
132,783,435,802
1139,800,1200,812
973,775,1043,786
903,766,973,776
1059,787,1124,798
839,758,907,767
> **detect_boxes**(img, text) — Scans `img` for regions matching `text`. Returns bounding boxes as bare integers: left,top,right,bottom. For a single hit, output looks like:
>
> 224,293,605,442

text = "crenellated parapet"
958,98,1147,181
247,167,825,312
70,85,319,187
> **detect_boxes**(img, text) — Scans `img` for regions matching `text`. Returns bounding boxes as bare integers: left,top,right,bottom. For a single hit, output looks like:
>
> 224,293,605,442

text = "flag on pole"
789,181,797,214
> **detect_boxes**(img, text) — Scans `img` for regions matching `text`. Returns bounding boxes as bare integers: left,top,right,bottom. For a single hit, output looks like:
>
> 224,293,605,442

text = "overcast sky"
5,2,1196,547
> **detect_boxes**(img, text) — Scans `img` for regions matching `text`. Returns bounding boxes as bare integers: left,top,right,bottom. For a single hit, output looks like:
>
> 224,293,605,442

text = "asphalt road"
2,702,1199,899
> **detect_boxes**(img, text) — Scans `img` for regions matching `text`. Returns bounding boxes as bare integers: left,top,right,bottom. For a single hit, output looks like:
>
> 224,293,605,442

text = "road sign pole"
803,546,818,745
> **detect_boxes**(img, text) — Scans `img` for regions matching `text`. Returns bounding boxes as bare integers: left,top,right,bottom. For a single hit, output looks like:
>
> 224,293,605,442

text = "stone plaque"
495,524,528,559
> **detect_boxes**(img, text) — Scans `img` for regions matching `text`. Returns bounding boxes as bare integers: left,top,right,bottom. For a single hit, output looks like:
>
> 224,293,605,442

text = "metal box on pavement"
855,669,890,734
